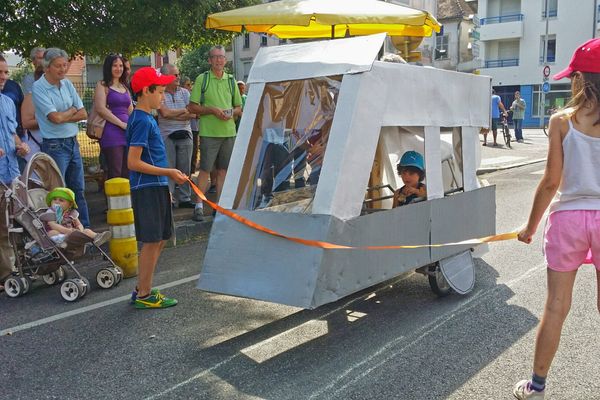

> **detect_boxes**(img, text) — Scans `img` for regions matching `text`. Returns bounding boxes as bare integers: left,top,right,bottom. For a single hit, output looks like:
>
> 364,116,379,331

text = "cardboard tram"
198,34,495,309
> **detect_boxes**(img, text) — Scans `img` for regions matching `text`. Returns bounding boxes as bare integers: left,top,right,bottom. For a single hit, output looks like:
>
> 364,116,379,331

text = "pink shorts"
544,210,600,272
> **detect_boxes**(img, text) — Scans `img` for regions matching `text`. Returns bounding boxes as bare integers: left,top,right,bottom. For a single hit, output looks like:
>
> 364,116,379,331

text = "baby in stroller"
42,187,111,248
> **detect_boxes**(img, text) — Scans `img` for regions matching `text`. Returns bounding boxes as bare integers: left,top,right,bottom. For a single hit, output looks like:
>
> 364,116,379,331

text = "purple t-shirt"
100,88,131,148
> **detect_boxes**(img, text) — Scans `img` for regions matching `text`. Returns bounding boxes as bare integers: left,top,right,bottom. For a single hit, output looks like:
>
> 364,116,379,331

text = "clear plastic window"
235,76,341,212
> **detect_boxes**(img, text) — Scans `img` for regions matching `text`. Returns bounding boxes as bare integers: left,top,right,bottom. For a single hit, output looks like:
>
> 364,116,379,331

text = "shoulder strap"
200,71,210,105
229,74,236,106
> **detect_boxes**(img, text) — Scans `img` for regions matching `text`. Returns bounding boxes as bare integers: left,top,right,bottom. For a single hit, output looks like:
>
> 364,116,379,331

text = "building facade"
432,0,478,72
478,0,600,127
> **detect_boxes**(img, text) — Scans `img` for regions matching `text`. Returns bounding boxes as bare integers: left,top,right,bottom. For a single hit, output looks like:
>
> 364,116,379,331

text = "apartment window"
243,34,250,49
540,35,556,63
435,34,449,60
542,0,558,18
261,35,268,47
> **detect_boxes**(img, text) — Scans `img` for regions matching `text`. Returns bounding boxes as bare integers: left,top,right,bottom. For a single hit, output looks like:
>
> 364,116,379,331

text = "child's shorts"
131,186,173,243
544,210,600,272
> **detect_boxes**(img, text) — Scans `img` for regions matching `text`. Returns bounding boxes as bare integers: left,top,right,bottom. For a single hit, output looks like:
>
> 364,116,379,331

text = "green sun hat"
46,187,78,209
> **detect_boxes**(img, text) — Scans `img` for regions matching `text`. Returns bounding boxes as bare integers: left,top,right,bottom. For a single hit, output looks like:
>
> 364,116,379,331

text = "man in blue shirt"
32,48,90,227
0,89,30,288
483,89,507,147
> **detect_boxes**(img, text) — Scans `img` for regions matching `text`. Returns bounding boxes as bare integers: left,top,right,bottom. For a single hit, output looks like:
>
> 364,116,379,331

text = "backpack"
199,71,236,106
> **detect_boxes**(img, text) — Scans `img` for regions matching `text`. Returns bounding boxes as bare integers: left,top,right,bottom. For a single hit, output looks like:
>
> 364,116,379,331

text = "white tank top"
550,119,600,212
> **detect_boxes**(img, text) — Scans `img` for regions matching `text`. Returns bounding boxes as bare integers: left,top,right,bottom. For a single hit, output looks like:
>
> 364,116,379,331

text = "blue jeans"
42,137,90,227
513,119,523,140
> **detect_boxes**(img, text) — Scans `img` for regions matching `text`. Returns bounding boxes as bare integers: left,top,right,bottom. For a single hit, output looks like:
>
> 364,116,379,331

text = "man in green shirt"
187,45,242,221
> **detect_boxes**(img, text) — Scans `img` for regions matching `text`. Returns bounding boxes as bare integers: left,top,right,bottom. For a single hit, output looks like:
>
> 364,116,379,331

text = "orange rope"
189,178,517,250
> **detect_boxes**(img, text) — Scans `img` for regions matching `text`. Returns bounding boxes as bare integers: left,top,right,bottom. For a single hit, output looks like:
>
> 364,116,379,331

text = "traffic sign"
542,81,550,93
543,65,551,77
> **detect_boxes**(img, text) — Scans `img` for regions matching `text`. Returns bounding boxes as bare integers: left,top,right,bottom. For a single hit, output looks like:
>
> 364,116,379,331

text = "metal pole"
539,0,550,128
594,0,598,38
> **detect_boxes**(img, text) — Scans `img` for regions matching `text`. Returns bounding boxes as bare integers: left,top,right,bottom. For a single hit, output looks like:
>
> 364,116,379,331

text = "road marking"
531,169,545,175
0,274,200,337
308,263,546,399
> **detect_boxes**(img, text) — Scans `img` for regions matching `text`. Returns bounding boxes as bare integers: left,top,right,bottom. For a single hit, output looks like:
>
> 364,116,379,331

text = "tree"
0,0,258,57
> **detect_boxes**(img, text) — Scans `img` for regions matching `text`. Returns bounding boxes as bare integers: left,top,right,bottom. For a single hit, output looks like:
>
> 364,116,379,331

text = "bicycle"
501,112,511,148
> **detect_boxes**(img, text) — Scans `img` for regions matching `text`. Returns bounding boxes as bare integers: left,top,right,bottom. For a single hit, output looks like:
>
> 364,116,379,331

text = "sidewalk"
85,128,548,241
477,128,548,174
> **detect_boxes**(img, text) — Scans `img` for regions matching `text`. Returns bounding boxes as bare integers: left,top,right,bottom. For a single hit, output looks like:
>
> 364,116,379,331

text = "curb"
173,218,213,245
476,158,546,175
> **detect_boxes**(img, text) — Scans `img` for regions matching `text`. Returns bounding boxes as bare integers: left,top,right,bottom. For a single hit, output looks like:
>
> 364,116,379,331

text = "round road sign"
542,81,550,93
543,65,551,78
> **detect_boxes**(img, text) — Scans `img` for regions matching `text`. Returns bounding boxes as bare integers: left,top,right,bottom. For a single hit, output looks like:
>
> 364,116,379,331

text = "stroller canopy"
22,152,65,192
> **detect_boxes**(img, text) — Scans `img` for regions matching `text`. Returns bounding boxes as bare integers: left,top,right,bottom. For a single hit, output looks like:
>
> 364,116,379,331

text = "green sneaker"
134,291,178,309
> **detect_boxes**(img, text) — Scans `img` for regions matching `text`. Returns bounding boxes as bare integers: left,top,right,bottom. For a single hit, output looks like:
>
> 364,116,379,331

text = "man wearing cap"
126,67,187,309
0,80,30,290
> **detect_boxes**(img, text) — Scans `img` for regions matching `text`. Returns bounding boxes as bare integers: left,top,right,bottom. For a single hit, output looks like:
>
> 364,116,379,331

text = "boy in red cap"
127,67,187,309
513,38,600,399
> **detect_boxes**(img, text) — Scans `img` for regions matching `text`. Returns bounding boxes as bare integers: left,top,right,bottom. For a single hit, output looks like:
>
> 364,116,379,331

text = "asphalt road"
1,162,599,400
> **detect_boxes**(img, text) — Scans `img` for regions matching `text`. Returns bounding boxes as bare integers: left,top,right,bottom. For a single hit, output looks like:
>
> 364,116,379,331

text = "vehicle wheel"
42,271,59,286
4,277,24,298
503,126,511,148
79,277,90,297
56,266,67,283
60,279,81,302
428,264,452,297
20,276,32,294
112,267,123,285
96,268,116,289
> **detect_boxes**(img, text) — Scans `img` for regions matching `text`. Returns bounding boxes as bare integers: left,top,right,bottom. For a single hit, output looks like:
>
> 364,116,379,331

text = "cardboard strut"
199,34,495,309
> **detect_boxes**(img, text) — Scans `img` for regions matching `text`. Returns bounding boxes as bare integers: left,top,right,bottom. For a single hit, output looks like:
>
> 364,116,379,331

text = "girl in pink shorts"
513,38,600,400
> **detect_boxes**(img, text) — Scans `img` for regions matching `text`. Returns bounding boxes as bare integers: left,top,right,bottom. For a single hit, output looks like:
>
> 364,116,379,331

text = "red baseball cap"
131,67,175,93
553,38,600,80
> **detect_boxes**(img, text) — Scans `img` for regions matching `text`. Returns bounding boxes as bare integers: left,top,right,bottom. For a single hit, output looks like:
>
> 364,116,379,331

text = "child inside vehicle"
43,187,111,247
392,151,427,207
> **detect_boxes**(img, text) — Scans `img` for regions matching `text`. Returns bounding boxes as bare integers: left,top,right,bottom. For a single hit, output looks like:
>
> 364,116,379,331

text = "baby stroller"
1,153,123,302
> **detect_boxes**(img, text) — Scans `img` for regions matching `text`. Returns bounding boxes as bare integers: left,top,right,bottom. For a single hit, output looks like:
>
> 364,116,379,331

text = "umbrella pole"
331,24,335,39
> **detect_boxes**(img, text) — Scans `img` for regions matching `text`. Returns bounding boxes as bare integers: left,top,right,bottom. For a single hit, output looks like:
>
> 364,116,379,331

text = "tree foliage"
0,0,257,57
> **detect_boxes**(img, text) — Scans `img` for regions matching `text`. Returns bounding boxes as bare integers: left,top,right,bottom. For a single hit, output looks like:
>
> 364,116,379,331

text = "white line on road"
0,274,200,337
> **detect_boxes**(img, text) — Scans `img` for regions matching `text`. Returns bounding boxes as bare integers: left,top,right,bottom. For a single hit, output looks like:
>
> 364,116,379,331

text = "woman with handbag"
93,54,133,179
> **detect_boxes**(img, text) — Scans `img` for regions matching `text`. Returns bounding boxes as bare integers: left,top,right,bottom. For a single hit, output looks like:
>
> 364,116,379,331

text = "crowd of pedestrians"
0,45,246,294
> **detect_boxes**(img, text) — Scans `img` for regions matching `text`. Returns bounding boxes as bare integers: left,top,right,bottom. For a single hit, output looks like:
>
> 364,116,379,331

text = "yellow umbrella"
206,0,441,39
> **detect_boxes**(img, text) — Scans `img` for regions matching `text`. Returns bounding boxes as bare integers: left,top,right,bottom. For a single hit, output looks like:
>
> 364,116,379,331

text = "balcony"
484,58,519,68
479,14,524,41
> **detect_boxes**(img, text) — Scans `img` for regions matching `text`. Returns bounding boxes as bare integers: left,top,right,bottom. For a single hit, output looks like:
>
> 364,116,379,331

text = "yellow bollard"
104,178,138,278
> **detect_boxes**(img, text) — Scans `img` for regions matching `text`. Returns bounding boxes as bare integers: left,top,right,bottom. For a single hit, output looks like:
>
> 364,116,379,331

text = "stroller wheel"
60,279,82,302
42,272,59,286
20,276,32,294
111,267,123,285
80,277,90,297
56,266,67,283
4,277,25,298
96,268,116,289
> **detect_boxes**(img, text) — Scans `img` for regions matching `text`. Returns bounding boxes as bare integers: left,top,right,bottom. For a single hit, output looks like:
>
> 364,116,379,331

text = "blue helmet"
398,151,424,172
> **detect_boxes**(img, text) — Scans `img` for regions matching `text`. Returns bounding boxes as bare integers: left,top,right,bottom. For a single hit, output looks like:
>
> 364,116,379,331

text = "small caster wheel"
428,263,452,297
4,276,24,298
111,267,123,285
43,271,59,286
78,277,90,297
56,266,67,283
96,268,116,289
60,279,81,302
20,276,32,294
